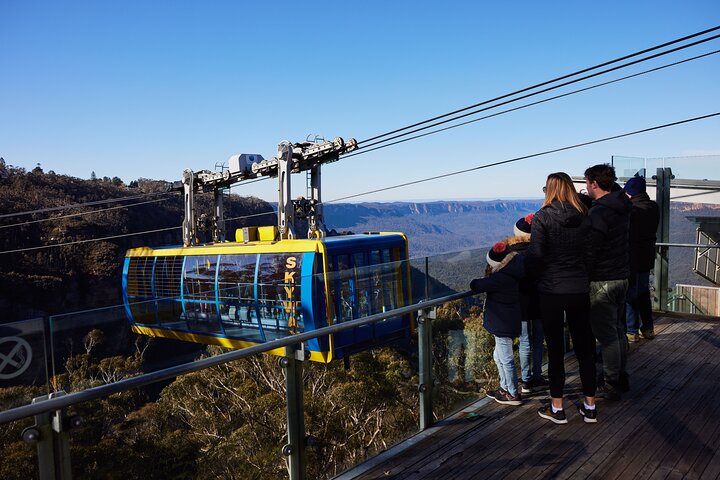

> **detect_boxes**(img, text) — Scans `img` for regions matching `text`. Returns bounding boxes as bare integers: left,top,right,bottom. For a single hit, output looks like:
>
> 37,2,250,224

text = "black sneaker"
521,376,548,394
640,328,656,339
537,404,568,424
597,384,622,401
488,388,522,406
578,404,598,423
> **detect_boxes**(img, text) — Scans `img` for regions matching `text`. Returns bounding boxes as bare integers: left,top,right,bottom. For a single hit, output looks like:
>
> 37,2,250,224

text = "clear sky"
1,1,719,203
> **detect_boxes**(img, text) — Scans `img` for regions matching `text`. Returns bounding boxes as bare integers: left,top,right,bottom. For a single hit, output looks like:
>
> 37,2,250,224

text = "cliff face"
325,200,541,229
324,200,543,256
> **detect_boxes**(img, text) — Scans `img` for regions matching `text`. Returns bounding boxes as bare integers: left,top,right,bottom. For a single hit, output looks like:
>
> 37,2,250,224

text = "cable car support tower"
173,136,358,247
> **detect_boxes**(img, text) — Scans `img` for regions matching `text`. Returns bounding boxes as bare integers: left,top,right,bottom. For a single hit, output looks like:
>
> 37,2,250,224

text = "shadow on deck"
341,315,720,479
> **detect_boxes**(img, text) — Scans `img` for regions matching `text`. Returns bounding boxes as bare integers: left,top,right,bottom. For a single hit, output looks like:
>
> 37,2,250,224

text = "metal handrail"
656,243,720,248
0,290,474,424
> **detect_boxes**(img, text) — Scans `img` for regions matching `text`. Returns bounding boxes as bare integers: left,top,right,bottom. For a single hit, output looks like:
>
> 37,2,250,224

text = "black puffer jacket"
628,192,659,272
526,201,591,295
588,188,632,281
470,253,523,338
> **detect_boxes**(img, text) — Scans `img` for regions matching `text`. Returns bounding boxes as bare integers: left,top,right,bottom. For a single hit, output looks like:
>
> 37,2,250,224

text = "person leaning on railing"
623,176,660,342
526,172,598,424
470,241,525,406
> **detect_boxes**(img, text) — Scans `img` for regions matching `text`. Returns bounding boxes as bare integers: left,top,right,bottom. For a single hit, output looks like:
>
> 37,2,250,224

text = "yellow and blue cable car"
122,232,412,362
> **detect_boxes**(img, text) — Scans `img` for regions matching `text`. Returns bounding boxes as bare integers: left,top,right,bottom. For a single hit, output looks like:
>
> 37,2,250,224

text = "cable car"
122,231,413,362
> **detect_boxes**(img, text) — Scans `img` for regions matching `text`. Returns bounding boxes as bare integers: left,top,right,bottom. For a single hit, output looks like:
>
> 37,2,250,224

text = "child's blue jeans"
493,335,518,397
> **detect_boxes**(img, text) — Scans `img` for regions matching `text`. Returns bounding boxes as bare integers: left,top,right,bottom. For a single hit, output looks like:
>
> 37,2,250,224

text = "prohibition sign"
0,336,33,380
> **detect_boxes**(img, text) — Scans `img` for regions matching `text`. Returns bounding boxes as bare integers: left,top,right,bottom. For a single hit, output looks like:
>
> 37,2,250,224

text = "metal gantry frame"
177,136,357,246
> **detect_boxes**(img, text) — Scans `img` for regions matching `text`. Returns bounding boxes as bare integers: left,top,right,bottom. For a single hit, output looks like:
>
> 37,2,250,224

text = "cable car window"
217,254,257,325
370,250,384,314
154,256,183,298
127,257,157,325
257,253,304,333
335,254,353,322
154,256,184,326
183,255,221,333
381,249,398,311
353,252,370,318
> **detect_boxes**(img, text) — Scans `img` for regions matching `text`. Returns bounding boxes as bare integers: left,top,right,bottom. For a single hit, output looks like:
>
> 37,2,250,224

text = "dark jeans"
540,293,596,399
590,279,629,387
626,270,653,333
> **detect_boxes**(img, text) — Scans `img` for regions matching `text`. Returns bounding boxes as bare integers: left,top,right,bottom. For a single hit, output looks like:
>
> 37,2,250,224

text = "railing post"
654,167,672,311
417,307,436,430
22,391,76,480
281,345,306,480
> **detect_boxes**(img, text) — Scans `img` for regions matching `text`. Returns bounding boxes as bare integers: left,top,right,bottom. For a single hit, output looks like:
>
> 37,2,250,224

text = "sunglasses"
542,186,547,193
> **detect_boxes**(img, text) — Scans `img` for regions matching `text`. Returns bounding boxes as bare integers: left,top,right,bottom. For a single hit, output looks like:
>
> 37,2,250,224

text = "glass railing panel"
612,155,648,181
666,168,720,316
302,343,420,479
663,155,720,182
0,317,50,392
664,244,720,317
48,303,206,394
614,154,720,183
0,316,52,466
430,295,487,419
418,246,490,298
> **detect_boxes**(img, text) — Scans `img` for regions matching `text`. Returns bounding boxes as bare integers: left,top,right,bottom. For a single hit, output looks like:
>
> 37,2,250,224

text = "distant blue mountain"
323,200,543,256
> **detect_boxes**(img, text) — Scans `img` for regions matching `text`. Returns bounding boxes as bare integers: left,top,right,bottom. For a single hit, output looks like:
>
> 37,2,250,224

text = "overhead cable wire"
0,197,171,230
357,25,720,146
3,113,717,254
225,210,277,223
0,226,181,255
352,33,720,153
0,191,172,219
0,209,279,255
326,112,720,203
342,49,720,159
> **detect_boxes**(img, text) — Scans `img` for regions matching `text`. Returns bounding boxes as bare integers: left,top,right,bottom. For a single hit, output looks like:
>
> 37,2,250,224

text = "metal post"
212,189,225,243
23,391,74,480
277,142,295,240
424,257,429,301
182,169,195,247
417,307,435,430
307,166,324,238
653,167,672,311
281,345,306,480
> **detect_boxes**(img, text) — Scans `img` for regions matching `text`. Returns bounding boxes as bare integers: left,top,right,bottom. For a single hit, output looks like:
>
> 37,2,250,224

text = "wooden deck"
342,315,720,479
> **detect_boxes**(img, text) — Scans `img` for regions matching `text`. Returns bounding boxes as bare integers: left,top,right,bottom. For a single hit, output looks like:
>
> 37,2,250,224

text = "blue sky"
1,1,719,203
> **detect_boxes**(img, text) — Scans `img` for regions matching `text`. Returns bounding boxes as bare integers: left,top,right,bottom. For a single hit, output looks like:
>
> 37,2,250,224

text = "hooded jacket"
526,200,591,295
588,188,632,281
628,192,659,272
505,234,541,320
470,252,523,338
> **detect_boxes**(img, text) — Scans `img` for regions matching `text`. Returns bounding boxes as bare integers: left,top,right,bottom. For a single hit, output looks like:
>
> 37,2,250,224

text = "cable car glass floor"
153,307,303,343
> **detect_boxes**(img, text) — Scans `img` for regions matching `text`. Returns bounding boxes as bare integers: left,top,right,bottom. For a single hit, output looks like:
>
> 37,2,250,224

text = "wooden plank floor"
345,316,720,480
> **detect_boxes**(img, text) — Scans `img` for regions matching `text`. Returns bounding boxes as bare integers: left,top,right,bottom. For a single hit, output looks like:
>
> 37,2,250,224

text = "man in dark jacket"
585,164,632,400
624,176,660,341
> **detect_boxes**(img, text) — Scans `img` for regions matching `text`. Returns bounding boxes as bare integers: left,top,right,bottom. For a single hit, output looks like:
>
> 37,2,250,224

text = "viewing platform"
344,314,720,479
